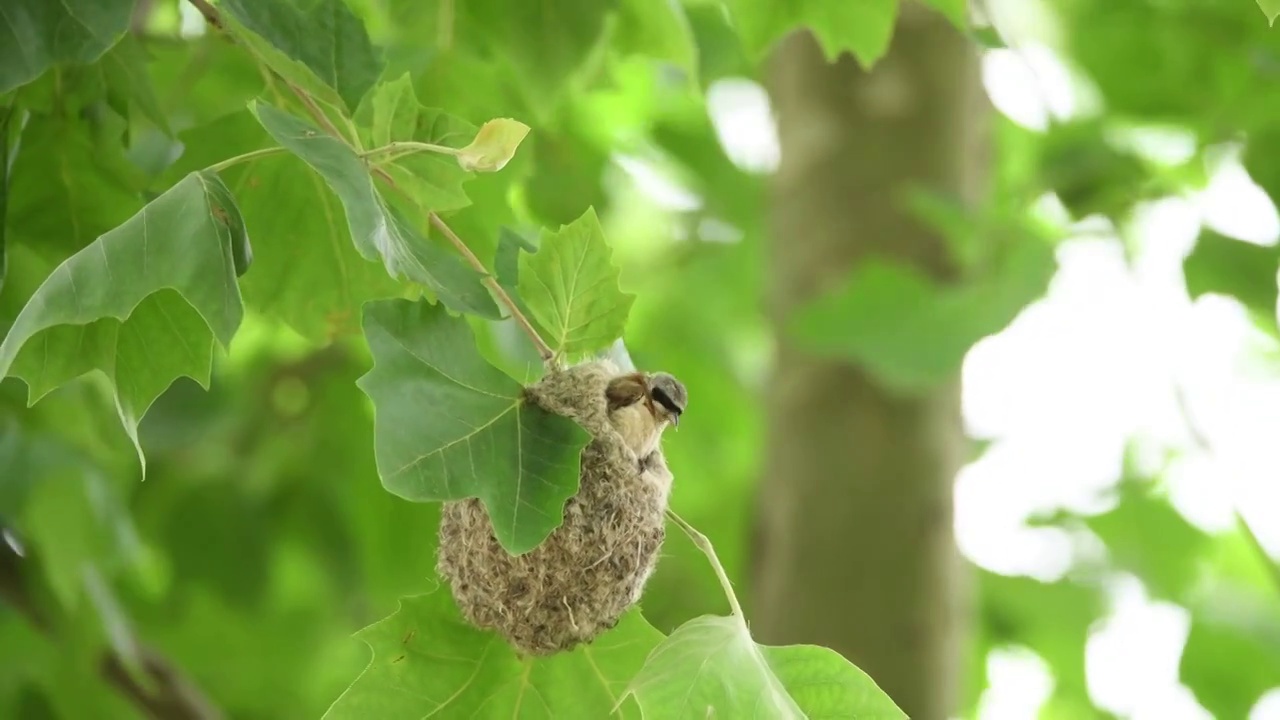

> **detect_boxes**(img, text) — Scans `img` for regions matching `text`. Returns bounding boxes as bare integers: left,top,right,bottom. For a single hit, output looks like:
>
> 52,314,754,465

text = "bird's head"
648,372,687,430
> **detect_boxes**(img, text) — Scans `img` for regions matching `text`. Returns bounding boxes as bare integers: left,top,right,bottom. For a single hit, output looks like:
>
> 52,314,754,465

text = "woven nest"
436,360,670,656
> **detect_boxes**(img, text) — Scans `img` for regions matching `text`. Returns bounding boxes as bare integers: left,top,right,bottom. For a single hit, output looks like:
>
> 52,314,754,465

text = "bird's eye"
651,387,681,416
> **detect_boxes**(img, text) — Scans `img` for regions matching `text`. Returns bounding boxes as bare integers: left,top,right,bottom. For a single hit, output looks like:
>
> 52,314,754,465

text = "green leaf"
919,0,967,29
356,298,591,554
350,75,489,258
249,101,501,320
1183,229,1280,323
324,588,663,719
1259,0,1280,25
790,234,1056,392
0,0,134,94
979,572,1102,707
446,0,614,120
353,73,419,149
623,615,906,718
614,0,699,80
220,0,384,111
166,110,402,340
456,118,532,173
99,36,170,134
1085,480,1210,601
724,0,900,67
382,106,478,215
6,113,145,259
494,228,543,324
970,26,1007,50
1181,590,1280,720
0,171,247,470
517,207,635,356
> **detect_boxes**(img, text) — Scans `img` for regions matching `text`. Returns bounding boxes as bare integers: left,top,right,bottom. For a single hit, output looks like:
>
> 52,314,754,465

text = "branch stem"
360,141,460,160
181,0,557,366
427,214,556,363
286,82,349,143
208,146,285,173
666,509,745,619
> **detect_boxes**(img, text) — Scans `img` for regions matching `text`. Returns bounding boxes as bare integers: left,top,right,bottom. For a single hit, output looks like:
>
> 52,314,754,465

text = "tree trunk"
751,7,988,719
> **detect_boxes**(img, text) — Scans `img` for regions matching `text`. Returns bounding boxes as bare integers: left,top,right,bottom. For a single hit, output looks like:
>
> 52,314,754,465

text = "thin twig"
182,0,558,366
286,83,349,143
359,140,459,160
427,214,556,362
666,508,745,620
207,146,286,173
184,0,222,30
0,536,221,720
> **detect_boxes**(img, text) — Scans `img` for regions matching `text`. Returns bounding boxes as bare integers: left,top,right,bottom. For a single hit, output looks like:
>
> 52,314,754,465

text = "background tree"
752,8,986,717
2,0,1280,719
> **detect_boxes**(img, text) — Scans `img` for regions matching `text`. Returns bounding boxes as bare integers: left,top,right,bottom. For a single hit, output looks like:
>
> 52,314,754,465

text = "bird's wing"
605,373,648,408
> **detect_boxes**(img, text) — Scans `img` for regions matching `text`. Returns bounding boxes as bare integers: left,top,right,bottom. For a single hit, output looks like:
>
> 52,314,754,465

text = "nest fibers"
436,360,673,656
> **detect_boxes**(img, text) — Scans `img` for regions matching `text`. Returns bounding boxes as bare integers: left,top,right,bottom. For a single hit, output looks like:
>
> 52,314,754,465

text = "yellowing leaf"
456,118,531,173
1260,0,1280,25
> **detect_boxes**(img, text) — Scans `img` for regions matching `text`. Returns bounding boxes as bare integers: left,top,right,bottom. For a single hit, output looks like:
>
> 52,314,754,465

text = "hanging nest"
436,360,673,656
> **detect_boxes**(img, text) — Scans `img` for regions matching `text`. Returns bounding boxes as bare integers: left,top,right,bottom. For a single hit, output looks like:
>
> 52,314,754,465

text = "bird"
604,371,688,469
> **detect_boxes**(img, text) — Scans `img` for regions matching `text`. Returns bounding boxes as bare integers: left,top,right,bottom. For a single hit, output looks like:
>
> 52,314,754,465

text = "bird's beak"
671,414,679,430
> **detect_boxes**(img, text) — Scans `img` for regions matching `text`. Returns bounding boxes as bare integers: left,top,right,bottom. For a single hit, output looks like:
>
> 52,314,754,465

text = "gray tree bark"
751,7,989,719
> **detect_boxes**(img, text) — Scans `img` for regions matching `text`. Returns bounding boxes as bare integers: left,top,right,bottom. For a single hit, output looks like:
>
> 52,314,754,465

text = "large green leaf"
790,233,1056,393
724,0,899,67
356,298,591,554
517,207,635,356
324,588,663,719
167,110,401,339
220,0,384,112
623,614,906,718
6,114,145,260
249,101,501,320
0,171,248,470
0,0,134,94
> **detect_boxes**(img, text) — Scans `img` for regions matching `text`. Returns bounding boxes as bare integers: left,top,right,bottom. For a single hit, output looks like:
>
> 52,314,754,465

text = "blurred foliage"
1,0,1279,718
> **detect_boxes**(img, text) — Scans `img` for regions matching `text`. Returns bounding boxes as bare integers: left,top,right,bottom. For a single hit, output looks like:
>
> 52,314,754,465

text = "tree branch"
0,534,222,720
182,0,558,366
427,214,556,362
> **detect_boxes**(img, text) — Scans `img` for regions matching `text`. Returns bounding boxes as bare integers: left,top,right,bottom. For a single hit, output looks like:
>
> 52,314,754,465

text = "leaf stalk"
184,0,558,367
666,508,746,620
361,141,460,161
207,146,286,173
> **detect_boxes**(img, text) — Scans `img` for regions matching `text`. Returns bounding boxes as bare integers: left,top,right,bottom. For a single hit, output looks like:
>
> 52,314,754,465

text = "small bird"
604,371,687,467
